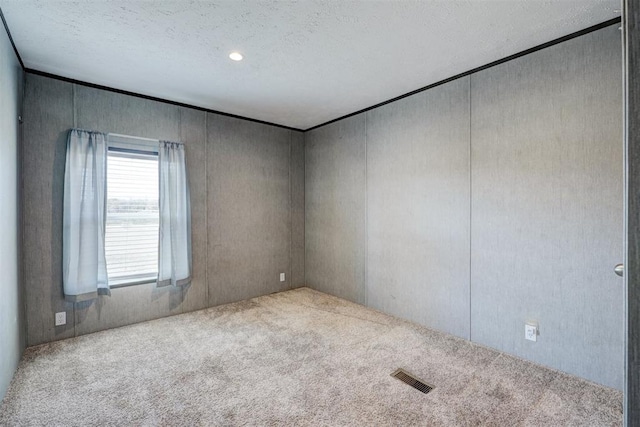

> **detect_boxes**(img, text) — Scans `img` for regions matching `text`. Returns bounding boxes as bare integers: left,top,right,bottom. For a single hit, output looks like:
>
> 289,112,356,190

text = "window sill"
109,276,157,289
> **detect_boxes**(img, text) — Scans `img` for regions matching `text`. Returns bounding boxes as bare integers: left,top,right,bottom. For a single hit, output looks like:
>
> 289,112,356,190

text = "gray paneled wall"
304,25,623,389
0,24,24,403
22,77,75,344
206,116,291,306
470,25,623,389
366,77,471,339
305,115,366,303
22,74,305,346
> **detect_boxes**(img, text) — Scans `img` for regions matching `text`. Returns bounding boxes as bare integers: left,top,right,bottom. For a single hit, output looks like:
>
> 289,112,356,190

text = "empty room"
1,0,640,425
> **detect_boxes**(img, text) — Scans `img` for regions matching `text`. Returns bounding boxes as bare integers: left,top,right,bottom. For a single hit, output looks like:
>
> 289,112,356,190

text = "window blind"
105,150,159,285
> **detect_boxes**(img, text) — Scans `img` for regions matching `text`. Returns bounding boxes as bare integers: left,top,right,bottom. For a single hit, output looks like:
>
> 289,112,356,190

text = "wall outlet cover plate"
55,311,66,326
525,323,538,342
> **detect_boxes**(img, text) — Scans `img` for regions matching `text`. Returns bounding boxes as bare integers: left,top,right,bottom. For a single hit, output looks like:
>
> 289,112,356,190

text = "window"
105,147,159,287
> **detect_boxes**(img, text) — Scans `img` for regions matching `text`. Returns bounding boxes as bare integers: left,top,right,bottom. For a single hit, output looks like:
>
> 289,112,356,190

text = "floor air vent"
391,368,434,394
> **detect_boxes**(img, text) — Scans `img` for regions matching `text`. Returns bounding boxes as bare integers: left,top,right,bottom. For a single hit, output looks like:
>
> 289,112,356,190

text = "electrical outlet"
55,311,66,326
280,272,285,282
525,323,538,342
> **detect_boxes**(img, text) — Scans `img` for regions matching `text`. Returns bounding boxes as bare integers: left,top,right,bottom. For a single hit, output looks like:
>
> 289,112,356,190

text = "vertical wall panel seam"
179,108,184,313
304,130,306,288
205,113,209,306
72,83,77,338
468,75,473,342
178,108,182,310
364,113,368,306
302,132,305,287
289,130,292,290
72,83,76,128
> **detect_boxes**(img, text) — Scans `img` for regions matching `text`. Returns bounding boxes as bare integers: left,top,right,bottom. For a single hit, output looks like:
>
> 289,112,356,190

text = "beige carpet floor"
0,287,622,426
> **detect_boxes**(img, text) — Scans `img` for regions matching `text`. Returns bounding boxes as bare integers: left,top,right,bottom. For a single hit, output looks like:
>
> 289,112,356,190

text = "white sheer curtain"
158,141,192,287
63,129,109,301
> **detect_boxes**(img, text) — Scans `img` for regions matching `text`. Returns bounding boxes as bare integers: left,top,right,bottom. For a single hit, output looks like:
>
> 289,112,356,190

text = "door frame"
624,1,639,425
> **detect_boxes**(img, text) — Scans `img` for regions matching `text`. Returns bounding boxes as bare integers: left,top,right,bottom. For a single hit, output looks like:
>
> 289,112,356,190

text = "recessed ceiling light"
229,52,243,61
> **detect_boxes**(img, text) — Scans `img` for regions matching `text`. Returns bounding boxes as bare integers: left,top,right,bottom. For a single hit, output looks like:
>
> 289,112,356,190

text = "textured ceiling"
0,1,621,130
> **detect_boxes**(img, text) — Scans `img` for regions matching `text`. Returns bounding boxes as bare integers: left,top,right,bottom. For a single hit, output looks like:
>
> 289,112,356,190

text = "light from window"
105,149,159,286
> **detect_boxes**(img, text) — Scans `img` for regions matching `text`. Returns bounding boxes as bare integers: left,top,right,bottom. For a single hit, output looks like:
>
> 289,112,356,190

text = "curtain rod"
107,132,159,143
